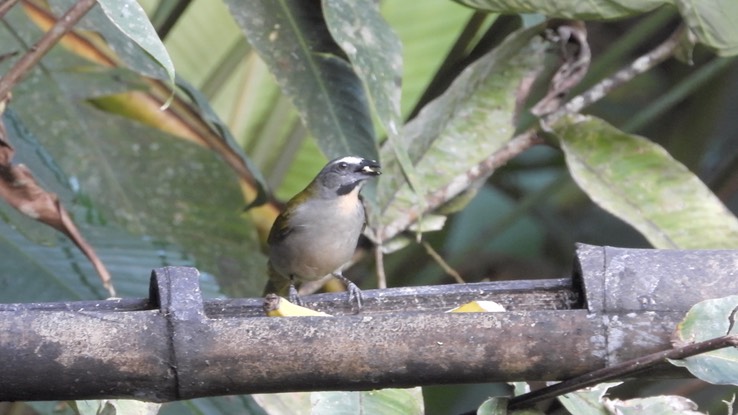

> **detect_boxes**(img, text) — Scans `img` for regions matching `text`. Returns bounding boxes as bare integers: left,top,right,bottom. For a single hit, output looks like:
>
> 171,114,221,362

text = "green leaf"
453,0,738,56
0,220,99,301
323,0,403,135
323,0,425,210
511,381,530,396
674,0,738,56
476,397,509,414
381,1,475,117
558,382,622,415
72,399,161,415
453,0,663,19
175,77,270,209
0,110,221,301
477,397,544,414
375,24,548,241
311,388,424,415
0,218,224,302
602,396,704,414
97,0,176,87
224,0,378,160
1,21,265,298
48,0,173,83
554,114,738,249
251,392,311,415
669,295,738,385
161,395,268,415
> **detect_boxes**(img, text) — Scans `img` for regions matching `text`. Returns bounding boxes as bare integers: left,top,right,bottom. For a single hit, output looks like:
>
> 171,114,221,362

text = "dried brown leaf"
531,21,591,116
0,110,115,296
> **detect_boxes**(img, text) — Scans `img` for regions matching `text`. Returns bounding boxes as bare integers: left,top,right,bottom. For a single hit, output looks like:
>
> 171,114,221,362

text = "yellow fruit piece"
263,294,333,317
447,300,506,313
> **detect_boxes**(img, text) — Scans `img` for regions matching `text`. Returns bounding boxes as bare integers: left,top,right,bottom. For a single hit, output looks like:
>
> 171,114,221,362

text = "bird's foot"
333,273,363,310
288,284,304,306
346,281,363,310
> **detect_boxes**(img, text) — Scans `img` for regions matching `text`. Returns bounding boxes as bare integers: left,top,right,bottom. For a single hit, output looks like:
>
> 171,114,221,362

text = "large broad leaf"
0,16,265,298
322,0,403,135
224,0,378,160
674,0,738,56
453,0,738,56
0,207,223,302
454,0,663,19
176,77,269,209
0,110,225,301
252,389,423,415
47,0,173,82
36,103,263,296
21,2,272,221
311,389,424,415
323,0,423,209
558,382,622,415
602,396,703,414
476,398,512,415
72,399,160,415
96,0,175,86
669,295,738,386
160,395,268,415
375,24,549,242
381,1,475,117
554,114,738,249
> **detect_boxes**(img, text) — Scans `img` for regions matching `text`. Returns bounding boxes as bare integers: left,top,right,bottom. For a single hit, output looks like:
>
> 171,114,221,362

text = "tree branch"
508,334,738,410
0,0,21,19
0,0,97,101
545,25,687,123
380,130,543,241
381,25,687,243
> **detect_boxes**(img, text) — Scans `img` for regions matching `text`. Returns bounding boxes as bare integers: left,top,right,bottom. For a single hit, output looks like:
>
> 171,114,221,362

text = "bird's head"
311,156,381,199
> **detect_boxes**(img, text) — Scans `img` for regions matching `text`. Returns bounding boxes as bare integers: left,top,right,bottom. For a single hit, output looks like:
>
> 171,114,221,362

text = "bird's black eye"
338,162,349,170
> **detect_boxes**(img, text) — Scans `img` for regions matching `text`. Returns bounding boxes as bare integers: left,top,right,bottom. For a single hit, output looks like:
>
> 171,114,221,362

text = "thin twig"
0,0,97,101
0,0,20,18
383,25,687,244
375,243,387,289
508,334,738,409
380,130,543,241
422,241,464,284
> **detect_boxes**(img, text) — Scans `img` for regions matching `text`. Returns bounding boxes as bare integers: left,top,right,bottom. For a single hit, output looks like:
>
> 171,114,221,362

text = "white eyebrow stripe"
332,156,364,165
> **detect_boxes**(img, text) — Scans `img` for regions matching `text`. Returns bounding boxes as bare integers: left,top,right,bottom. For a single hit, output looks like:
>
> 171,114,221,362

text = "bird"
265,156,381,309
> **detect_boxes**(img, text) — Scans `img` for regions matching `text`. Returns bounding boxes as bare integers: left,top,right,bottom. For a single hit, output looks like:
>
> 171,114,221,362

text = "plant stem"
508,334,738,409
0,0,21,19
0,0,97,101
380,130,543,241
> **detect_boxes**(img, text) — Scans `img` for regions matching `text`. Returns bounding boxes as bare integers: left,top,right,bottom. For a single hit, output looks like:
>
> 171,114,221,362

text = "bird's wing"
359,193,368,232
267,211,295,245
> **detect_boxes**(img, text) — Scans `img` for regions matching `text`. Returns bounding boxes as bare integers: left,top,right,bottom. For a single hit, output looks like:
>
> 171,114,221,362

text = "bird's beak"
360,160,381,176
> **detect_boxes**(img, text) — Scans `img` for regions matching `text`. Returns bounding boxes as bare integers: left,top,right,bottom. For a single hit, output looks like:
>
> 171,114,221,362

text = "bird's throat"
336,181,361,196
335,185,362,216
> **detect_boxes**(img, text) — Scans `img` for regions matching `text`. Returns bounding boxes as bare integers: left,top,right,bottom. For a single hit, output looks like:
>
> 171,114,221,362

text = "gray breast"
270,196,365,281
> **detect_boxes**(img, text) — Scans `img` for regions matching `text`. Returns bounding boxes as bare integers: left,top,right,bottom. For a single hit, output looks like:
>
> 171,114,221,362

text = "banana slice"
447,300,506,313
263,294,333,317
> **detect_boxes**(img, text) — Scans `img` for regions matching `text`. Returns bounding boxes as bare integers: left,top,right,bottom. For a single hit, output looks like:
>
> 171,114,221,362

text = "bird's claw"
332,272,363,310
333,272,363,311
288,284,304,306
346,282,363,310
